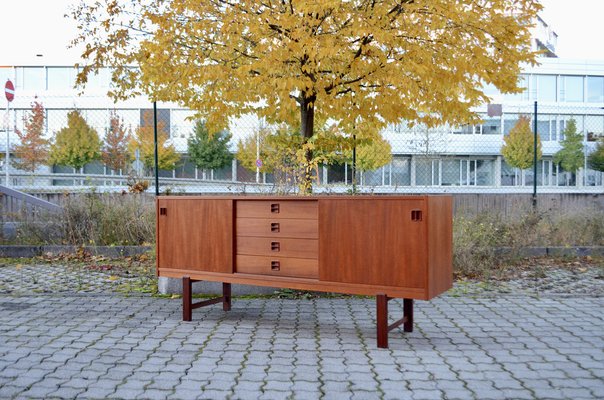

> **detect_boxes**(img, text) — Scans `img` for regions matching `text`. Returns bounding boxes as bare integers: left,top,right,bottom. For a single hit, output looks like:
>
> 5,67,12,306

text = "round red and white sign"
5,80,15,102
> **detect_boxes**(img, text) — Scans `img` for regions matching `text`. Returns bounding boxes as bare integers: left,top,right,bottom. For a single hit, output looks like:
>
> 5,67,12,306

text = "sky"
1,0,604,65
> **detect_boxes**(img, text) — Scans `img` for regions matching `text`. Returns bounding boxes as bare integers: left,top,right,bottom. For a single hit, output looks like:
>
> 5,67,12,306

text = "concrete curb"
6,245,602,259
495,246,604,258
0,245,152,258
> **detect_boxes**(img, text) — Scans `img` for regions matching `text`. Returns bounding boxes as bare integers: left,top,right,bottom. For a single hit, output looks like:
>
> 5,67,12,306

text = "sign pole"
532,101,538,209
4,101,8,186
4,79,15,187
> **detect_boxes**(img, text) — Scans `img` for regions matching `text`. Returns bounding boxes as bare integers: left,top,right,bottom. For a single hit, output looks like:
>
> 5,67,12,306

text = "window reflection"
587,77,604,103
561,76,583,102
480,116,501,135
535,75,556,102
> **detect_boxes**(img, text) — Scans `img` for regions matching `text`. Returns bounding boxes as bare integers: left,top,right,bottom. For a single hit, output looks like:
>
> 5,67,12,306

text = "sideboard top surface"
156,195,449,201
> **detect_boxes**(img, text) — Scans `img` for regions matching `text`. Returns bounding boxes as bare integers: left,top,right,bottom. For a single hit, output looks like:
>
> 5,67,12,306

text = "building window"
501,160,520,186
537,114,554,141
558,115,584,141
472,159,495,186
586,115,604,141
587,76,604,103
584,167,603,186
390,157,411,186
479,116,502,135
441,159,460,185
560,75,584,102
452,124,475,134
415,158,439,186
533,74,556,102
47,67,77,90
19,67,46,91
503,114,520,135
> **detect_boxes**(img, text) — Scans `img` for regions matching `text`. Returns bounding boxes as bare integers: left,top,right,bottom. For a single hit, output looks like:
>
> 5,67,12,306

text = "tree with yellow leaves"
501,115,542,185
50,110,101,170
72,0,541,192
129,110,180,173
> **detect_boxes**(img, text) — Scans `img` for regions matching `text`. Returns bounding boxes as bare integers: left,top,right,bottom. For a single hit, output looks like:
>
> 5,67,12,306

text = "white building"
1,34,603,192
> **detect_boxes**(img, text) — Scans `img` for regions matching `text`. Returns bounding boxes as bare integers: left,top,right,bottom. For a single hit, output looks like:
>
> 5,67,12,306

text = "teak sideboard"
156,195,452,348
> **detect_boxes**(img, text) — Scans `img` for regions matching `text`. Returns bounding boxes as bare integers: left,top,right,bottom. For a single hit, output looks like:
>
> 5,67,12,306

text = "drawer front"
236,218,318,239
236,255,318,279
236,200,318,219
237,237,318,259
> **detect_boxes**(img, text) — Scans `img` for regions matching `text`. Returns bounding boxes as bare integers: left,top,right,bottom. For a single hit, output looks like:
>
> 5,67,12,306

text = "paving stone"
19,385,58,398
81,387,119,399
1,269,604,400
136,388,173,400
47,386,86,398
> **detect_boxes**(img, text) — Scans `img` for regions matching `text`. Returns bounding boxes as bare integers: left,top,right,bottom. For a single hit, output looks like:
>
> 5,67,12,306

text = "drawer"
236,200,318,219
237,237,318,259
236,255,318,279
236,218,318,239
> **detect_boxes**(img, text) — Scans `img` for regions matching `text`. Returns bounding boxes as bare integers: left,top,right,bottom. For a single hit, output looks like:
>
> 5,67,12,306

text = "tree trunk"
299,94,316,195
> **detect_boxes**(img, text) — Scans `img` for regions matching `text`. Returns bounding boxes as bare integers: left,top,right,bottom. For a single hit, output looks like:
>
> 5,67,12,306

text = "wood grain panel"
157,199,232,272
319,199,427,288
159,268,427,299
236,218,318,239
237,200,318,219
427,196,453,297
236,255,318,279
236,237,318,259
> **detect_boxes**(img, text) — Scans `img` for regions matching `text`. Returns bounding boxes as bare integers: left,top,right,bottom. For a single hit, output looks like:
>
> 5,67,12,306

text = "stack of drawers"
235,200,319,279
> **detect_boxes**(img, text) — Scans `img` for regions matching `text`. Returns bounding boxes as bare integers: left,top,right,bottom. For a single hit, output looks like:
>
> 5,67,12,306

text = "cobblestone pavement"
1,261,604,399
2,261,603,297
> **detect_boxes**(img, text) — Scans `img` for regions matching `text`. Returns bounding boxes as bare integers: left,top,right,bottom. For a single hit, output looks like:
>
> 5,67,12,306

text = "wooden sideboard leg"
223,283,232,311
403,298,414,332
376,294,389,349
182,278,232,321
183,276,192,322
377,295,413,349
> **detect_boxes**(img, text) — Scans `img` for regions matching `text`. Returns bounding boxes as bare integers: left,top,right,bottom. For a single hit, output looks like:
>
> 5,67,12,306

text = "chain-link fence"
2,93,603,197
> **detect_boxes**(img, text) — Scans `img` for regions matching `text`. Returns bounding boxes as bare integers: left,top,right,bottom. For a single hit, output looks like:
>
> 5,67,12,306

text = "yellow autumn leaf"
108,275,119,281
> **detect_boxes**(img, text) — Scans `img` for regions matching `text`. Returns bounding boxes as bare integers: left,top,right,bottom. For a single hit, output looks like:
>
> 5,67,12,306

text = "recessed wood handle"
270,222,280,232
411,210,422,222
159,207,167,216
271,261,280,271
271,203,280,213
271,242,280,251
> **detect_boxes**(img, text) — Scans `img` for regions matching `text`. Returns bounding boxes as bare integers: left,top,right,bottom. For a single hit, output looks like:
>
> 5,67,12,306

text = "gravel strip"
1,260,603,297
